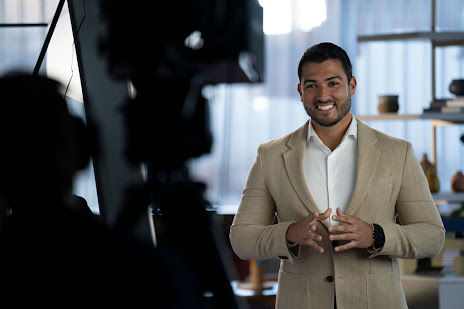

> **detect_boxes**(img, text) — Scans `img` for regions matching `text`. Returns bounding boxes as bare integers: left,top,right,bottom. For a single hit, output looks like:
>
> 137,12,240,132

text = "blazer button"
279,256,288,260
326,276,334,282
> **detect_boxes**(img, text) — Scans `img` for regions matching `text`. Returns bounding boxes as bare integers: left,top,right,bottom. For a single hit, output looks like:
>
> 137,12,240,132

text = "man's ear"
349,76,357,96
297,83,303,100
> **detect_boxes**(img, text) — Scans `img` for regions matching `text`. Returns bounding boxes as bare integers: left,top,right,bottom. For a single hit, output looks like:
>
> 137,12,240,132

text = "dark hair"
297,42,352,82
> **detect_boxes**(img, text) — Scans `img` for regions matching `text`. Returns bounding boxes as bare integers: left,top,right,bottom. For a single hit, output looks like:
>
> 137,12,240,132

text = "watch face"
373,224,385,249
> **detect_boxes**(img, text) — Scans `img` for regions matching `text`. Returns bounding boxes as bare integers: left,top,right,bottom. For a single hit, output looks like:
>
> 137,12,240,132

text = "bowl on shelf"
449,79,464,96
378,95,399,113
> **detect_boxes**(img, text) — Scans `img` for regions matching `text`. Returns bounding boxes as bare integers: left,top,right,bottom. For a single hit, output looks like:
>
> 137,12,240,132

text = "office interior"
1,0,464,308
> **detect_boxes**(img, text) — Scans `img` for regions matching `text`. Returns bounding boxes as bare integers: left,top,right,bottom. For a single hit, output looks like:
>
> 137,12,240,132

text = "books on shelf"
446,96,464,107
441,106,464,113
423,97,464,114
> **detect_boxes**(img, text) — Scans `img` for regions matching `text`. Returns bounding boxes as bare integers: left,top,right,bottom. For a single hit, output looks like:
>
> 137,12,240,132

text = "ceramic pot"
378,95,399,113
451,171,464,192
449,79,464,96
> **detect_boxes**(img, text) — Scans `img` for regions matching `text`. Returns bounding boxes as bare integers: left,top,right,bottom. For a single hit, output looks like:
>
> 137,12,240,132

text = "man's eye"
329,82,339,86
306,84,316,88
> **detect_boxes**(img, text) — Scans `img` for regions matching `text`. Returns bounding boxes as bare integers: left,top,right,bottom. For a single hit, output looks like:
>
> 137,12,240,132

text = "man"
229,42,445,309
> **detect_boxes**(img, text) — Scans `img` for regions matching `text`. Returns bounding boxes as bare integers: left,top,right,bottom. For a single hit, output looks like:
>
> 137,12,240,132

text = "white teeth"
317,104,334,111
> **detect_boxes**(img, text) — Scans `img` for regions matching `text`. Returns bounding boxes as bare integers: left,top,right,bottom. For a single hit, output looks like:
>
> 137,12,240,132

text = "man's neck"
312,112,353,151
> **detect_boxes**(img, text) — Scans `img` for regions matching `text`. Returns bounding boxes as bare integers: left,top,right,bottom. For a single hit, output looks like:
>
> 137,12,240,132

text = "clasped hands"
285,207,373,253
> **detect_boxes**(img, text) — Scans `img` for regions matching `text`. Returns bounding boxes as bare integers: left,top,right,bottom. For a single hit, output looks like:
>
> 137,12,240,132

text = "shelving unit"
433,192,464,205
358,114,421,121
357,114,464,206
357,0,464,208
357,0,464,102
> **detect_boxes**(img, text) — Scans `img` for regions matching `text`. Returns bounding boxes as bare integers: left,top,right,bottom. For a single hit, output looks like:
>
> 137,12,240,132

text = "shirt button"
326,276,334,282
330,183,334,187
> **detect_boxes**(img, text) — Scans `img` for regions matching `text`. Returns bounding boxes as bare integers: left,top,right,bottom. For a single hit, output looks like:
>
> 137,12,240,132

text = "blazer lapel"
346,119,381,216
283,121,321,217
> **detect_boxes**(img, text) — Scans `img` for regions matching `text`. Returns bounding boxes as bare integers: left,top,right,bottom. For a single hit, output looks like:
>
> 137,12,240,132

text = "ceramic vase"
378,95,399,113
449,79,464,96
420,154,440,193
451,171,464,192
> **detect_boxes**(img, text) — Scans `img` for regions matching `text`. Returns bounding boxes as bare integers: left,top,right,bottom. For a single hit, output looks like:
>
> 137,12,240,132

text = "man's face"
297,59,356,127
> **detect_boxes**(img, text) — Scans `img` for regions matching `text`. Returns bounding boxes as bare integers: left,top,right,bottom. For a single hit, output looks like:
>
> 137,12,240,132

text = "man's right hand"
286,208,331,253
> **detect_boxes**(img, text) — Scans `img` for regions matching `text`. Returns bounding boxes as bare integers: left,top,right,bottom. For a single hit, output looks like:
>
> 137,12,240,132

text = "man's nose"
317,85,332,101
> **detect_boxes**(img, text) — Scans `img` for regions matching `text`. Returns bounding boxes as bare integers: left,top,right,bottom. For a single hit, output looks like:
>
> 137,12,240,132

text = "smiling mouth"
317,104,334,111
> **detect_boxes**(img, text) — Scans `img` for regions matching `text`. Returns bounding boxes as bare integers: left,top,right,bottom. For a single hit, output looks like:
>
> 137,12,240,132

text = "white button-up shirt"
303,116,358,226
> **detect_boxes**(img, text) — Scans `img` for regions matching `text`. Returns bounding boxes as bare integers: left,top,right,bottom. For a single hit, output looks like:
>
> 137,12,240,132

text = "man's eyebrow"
325,75,343,81
302,76,343,84
302,79,317,84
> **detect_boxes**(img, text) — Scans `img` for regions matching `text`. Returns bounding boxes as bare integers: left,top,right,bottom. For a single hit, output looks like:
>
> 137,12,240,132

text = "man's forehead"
301,60,346,80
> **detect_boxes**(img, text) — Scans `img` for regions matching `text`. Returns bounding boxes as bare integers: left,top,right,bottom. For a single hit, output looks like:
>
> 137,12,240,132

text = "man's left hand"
328,207,374,252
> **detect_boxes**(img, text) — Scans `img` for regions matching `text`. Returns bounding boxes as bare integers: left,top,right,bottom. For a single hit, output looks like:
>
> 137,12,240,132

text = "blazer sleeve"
371,142,445,259
229,145,298,263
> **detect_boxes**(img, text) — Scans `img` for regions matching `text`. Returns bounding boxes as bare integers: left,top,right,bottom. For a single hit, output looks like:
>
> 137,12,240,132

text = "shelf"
433,192,464,205
421,113,464,123
357,113,464,124
358,31,464,46
358,114,421,121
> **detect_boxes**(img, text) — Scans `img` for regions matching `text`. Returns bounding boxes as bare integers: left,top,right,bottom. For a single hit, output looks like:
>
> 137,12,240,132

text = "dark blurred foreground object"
99,1,264,308
0,74,200,308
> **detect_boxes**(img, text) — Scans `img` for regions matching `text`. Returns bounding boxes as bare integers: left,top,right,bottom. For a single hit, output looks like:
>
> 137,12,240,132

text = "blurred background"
2,1,464,308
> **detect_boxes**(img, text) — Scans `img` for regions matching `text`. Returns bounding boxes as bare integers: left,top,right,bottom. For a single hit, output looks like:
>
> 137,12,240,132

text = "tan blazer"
230,119,445,309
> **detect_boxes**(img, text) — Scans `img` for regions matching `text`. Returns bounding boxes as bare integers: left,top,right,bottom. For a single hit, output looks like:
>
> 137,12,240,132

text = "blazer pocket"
367,271,407,309
276,270,305,309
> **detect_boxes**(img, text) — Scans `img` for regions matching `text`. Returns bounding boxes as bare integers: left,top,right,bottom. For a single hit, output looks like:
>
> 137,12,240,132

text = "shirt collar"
307,115,358,142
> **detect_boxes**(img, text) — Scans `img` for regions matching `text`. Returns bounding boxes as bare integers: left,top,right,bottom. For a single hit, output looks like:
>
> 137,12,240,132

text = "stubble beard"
306,96,352,127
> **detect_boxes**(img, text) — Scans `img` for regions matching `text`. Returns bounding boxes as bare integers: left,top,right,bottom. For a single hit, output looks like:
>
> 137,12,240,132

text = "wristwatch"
370,223,385,251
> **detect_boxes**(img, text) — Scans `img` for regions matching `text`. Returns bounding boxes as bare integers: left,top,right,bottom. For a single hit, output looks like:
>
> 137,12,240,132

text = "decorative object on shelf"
423,95,464,114
451,171,464,192
378,95,399,113
449,79,464,96
420,154,440,193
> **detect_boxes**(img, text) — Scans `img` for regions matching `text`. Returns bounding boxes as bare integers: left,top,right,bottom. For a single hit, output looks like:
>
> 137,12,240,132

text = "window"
0,0,99,213
190,0,464,210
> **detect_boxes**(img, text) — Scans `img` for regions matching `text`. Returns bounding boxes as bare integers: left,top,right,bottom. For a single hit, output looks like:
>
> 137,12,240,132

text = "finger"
329,224,352,234
332,209,354,224
305,228,323,241
305,222,317,232
333,241,356,252
329,232,353,241
303,238,325,253
306,212,319,223
318,208,332,220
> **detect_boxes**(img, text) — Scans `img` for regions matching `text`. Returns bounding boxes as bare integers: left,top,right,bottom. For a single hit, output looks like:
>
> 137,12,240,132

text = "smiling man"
230,42,444,309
